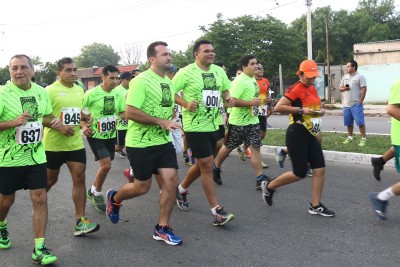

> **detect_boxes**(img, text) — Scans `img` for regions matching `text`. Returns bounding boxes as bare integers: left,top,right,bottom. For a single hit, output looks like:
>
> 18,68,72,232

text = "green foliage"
264,129,391,155
171,47,193,68
199,14,303,79
0,66,10,85
75,43,120,68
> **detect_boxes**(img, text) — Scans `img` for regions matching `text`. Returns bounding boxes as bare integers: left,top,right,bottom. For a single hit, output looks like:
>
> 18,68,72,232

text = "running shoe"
0,222,10,249
32,243,57,265
306,167,313,177
213,206,235,226
74,216,100,236
124,168,135,183
87,189,106,212
176,188,189,211
261,161,268,168
275,147,287,168
184,154,192,166
369,192,388,220
213,166,223,185
371,157,383,181
153,224,182,245
106,189,122,224
342,137,354,144
245,148,251,158
256,174,270,190
261,180,275,206
358,138,366,147
237,146,246,161
115,150,127,158
308,203,335,217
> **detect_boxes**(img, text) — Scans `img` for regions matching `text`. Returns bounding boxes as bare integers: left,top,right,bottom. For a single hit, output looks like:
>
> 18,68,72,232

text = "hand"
252,98,262,106
310,108,325,116
14,111,32,127
50,118,62,130
160,120,182,131
224,96,235,107
58,125,75,137
82,125,93,137
186,100,198,112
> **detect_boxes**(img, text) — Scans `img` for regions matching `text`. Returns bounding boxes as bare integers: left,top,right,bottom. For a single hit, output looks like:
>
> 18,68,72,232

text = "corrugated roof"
93,65,138,75
354,39,400,45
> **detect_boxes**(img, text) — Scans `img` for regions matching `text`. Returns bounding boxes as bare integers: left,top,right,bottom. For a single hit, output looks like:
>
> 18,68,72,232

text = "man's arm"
387,104,400,121
126,105,180,131
234,97,261,107
0,111,32,131
174,93,198,113
359,86,367,104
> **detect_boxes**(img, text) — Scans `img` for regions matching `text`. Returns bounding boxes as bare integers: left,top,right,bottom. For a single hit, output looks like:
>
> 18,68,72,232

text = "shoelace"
162,225,175,235
0,228,8,239
36,244,52,256
94,196,105,204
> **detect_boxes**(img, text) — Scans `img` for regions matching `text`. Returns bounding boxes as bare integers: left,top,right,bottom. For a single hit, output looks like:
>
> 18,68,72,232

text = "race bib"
119,119,128,127
310,118,322,134
202,90,220,108
16,121,43,145
97,116,117,133
60,107,81,126
218,98,224,114
251,105,268,116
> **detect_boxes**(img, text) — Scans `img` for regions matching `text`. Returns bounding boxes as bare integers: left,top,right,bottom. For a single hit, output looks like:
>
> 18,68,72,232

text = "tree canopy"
75,43,120,68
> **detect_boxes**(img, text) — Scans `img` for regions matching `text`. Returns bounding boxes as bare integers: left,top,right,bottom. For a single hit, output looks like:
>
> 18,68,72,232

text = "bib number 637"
16,122,43,145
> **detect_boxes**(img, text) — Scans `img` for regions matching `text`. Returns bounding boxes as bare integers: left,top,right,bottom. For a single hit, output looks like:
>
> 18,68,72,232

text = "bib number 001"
202,90,220,108
16,122,43,145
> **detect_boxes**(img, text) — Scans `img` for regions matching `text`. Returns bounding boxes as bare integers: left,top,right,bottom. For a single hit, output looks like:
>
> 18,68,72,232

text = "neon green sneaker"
32,243,57,265
359,138,366,147
74,216,100,236
87,189,106,211
342,137,354,144
0,222,11,249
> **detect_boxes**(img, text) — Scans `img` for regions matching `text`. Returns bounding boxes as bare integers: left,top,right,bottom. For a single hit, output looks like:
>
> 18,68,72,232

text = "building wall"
354,40,400,65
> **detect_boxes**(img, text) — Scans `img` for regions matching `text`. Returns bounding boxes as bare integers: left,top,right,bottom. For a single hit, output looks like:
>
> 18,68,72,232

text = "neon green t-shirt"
228,73,260,126
114,85,129,131
172,63,230,132
0,82,52,167
43,81,85,151
82,84,125,139
125,69,174,148
389,79,400,145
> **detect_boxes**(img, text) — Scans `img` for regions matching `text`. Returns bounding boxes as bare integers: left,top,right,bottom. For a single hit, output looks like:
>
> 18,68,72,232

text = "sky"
0,0,398,68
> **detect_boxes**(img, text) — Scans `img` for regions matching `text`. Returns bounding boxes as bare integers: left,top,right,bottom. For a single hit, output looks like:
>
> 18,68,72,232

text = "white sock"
178,184,187,194
211,205,219,215
91,185,102,196
377,187,395,201
361,137,366,140
348,136,354,140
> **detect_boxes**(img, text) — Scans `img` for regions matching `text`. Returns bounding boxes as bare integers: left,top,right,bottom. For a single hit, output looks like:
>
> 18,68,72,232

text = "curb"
261,145,395,168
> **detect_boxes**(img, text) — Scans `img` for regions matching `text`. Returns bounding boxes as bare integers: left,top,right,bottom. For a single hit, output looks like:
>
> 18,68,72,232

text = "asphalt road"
2,142,400,266
268,114,391,135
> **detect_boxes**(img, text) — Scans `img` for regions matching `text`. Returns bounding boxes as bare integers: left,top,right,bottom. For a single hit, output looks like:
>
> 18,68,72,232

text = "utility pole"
306,0,312,60
325,15,331,104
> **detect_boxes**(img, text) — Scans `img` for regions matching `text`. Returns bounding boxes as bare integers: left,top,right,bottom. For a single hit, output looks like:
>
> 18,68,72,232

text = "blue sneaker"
153,225,182,246
106,189,122,224
369,192,388,220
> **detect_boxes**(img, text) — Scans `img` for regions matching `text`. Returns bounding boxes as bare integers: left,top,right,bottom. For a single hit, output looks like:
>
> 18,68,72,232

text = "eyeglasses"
257,67,263,70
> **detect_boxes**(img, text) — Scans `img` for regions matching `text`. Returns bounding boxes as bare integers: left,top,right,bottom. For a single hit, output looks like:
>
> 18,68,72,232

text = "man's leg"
46,169,60,191
249,146,263,177
197,156,219,208
0,193,15,222
30,189,48,238
157,168,178,225
93,157,111,192
66,161,86,218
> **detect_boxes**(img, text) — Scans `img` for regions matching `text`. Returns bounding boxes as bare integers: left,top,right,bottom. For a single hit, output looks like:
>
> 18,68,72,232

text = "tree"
75,43,120,68
0,66,10,85
199,14,303,79
119,44,143,65
170,45,193,68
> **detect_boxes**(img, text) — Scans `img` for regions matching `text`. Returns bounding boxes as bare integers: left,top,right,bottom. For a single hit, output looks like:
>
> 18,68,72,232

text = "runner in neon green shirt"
173,40,235,226
214,55,267,190
105,41,182,246
83,65,125,212
43,57,99,236
0,54,58,264
114,72,132,158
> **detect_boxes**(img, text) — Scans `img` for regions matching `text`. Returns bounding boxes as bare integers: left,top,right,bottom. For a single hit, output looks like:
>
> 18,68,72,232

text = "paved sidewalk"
324,104,388,117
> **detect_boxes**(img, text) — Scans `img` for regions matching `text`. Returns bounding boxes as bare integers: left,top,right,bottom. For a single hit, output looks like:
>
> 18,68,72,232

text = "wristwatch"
298,108,303,115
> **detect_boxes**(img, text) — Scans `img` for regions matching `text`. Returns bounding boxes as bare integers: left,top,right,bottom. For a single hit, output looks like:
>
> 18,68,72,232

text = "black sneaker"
115,150,127,158
371,157,383,181
308,203,335,217
213,206,234,226
261,180,275,206
213,166,222,185
256,175,270,190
